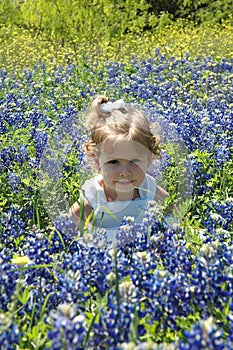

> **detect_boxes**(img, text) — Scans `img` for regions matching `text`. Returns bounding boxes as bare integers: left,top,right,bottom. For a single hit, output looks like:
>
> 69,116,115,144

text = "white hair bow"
100,99,125,113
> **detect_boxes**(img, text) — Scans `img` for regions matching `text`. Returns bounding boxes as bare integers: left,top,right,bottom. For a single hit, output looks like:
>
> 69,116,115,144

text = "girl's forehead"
97,139,148,158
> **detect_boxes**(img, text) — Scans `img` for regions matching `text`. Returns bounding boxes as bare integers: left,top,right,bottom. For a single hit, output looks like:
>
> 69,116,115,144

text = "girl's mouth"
116,179,134,185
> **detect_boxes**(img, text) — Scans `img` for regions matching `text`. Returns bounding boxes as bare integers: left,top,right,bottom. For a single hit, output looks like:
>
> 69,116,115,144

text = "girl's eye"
131,159,140,163
107,159,119,165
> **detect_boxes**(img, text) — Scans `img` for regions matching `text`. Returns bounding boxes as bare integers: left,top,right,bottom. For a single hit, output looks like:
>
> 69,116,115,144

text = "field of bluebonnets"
1,21,233,349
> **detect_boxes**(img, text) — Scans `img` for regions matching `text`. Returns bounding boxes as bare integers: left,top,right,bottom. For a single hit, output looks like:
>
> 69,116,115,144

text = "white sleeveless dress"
82,173,157,244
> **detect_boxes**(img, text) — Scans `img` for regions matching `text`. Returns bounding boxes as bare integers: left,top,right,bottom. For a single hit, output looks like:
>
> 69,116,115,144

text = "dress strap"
82,175,105,209
138,173,156,200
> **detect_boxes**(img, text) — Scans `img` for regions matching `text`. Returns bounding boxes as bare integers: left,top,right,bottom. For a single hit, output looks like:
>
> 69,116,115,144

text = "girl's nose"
119,164,131,177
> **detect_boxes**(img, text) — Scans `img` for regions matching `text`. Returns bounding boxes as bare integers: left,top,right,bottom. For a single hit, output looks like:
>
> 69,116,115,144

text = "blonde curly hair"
83,95,161,163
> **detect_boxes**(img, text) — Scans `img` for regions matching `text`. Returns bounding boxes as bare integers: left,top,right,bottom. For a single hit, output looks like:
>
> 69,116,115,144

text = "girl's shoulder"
82,174,102,190
144,173,169,206
82,174,105,207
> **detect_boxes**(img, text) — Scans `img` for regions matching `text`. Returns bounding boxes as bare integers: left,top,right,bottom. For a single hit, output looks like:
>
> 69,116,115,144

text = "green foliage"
0,0,153,44
178,0,233,23
1,0,232,46
0,0,21,26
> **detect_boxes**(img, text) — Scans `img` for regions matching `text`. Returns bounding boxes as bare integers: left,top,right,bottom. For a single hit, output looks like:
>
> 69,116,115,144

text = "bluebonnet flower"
0,316,20,350
190,240,233,314
178,317,225,350
225,313,233,348
190,156,213,197
54,215,79,239
89,289,141,348
30,128,48,166
47,303,87,350
116,216,138,247
18,142,30,162
204,199,233,233
0,248,19,311
0,205,26,250
8,172,21,193
16,229,84,317
0,145,16,171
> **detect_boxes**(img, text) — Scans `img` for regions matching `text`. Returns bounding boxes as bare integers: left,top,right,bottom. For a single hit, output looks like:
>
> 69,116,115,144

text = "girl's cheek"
133,163,145,172
102,166,116,177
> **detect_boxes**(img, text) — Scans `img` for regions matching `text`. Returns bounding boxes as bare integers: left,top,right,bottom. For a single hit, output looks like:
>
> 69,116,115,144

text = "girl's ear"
93,153,100,171
147,151,152,167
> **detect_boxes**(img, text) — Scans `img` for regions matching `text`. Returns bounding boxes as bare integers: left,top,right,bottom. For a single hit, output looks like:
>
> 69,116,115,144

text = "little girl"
70,95,170,243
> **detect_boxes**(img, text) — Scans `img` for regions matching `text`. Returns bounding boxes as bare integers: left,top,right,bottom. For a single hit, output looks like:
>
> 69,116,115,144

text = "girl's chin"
115,182,134,190
105,184,140,201
116,181,133,186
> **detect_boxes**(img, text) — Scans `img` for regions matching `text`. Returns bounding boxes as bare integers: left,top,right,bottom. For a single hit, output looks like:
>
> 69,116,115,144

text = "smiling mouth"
116,180,135,184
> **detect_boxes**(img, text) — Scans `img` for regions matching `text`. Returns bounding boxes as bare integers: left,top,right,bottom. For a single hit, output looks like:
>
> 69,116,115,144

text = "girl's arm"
155,185,179,216
155,185,169,204
69,198,94,226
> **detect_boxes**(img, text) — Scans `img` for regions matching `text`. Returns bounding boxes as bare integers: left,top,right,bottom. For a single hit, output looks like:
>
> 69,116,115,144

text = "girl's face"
95,140,152,201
